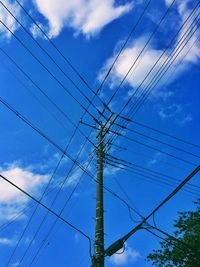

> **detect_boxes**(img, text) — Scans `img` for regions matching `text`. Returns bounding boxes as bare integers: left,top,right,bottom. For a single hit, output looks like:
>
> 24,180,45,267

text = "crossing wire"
0,19,101,123
0,156,95,234
105,1,199,139
14,0,152,104
0,95,142,251
127,13,200,118
101,0,177,112
0,0,193,264
106,34,200,166
104,159,199,197
106,4,200,154
129,17,200,118
101,127,197,166
11,154,96,267
80,122,198,167
0,44,103,262
0,53,97,147
104,165,200,257
117,8,200,128
114,122,200,159
101,0,194,152
0,46,97,148
0,173,93,255
48,11,200,264
11,1,159,262
105,154,200,191
27,160,99,266
119,1,200,117
3,0,197,264
21,1,156,260
122,119,200,150
0,1,110,118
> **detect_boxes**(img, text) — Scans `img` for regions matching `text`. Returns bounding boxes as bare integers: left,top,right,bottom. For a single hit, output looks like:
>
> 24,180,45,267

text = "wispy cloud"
110,243,140,265
158,103,182,119
158,102,192,125
0,237,16,246
0,0,22,39
33,0,133,38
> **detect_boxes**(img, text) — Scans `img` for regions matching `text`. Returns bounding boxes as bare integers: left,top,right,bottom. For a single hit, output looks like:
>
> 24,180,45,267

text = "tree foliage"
147,200,200,267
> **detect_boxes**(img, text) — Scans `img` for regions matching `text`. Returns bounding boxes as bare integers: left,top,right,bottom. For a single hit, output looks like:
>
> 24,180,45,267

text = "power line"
0,57,75,134
103,0,177,111
104,158,199,197
105,165,200,256
123,119,200,149
106,32,200,166
105,154,200,191
82,121,197,167
0,18,101,123
123,2,200,117
129,15,200,117
105,142,191,172
16,118,118,265
114,122,200,159
14,154,96,266
112,2,199,130
0,95,141,233
0,1,110,117
107,128,197,166
0,46,97,148
106,4,200,153
104,14,200,154
94,0,152,96
14,0,113,112
0,173,93,248
0,159,94,234
144,227,197,256
27,157,97,266
5,5,158,258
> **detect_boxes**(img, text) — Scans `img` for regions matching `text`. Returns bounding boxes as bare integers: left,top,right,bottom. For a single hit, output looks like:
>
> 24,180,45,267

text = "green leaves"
147,199,200,267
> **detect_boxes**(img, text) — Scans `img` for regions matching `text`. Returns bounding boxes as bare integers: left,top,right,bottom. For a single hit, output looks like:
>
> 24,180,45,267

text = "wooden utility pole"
93,124,104,267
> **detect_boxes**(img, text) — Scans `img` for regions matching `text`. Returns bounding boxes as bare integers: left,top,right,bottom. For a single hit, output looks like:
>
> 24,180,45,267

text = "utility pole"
93,123,104,267
81,115,118,267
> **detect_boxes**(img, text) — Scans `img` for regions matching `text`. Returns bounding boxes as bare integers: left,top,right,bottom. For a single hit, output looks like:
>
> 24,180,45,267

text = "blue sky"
0,0,200,266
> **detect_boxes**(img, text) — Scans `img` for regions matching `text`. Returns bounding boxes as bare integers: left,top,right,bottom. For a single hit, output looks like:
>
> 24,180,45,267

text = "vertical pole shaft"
94,124,104,267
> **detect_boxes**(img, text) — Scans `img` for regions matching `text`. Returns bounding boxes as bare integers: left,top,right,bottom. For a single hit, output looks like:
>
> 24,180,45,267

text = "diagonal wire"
0,18,100,123
0,173,93,257
0,0,109,118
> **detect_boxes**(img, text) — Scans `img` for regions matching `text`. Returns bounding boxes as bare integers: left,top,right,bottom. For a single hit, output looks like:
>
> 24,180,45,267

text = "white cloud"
99,0,200,98
33,0,133,38
99,36,165,91
65,167,83,187
0,237,16,246
110,243,140,265
0,0,22,39
0,163,50,222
